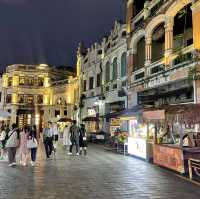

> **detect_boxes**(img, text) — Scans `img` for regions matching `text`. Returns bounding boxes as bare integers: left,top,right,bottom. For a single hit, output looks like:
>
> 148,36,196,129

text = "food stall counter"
153,144,200,173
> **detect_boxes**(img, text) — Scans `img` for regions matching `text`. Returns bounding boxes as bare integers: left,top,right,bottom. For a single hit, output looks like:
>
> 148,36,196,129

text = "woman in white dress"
63,125,71,150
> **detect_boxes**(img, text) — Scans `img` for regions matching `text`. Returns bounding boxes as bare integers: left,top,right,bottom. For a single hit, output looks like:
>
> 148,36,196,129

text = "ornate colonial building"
0,64,77,130
77,21,128,132
126,0,200,108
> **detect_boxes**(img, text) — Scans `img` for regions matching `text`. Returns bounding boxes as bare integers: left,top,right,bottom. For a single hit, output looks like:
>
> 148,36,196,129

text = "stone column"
145,37,152,74
191,1,200,50
116,52,122,90
11,105,17,124
126,0,134,33
164,17,174,66
144,1,150,19
127,49,137,87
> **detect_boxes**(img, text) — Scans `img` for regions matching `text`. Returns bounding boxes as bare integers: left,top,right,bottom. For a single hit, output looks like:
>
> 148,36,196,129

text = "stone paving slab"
0,144,200,199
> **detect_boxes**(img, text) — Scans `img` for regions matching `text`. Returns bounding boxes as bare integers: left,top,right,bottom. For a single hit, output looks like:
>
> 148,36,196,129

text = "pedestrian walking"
63,124,71,150
52,123,59,152
19,126,29,166
27,125,38,166
6,123,20,167
43,122,54,159
0,126,7,160
79,124,87,155
68,120,79,155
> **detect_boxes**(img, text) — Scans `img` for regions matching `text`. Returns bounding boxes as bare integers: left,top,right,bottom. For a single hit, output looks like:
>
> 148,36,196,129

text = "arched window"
105,62,110,83
121,52,127,77
112,57,118,80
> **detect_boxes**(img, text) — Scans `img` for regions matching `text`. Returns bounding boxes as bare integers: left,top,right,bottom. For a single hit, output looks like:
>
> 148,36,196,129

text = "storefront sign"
88,108,96,116
128,137,147,159
143,110,165,120
153,145,185,173
144,75,170,89
110,118,121,126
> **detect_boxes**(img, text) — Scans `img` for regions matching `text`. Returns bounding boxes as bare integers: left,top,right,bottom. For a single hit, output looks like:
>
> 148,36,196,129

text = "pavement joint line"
173,173,200,187
153,164,200,187
104,146,200,186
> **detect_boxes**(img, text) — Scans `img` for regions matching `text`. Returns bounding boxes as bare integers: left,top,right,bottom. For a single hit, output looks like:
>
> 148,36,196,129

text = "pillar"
127,49,137,87
144,1,150,19
12,93,18,104
12,75,19,87
165,17,174,66
2,73,8,88
11,106,17,124
43,106,50,125
126,0,134,33
191,1,200,50
44,76,50,88
145,37,152,66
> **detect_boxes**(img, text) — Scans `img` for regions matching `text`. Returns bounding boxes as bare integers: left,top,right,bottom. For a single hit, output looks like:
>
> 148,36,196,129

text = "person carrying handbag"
0,126,7,160
5,123,20,167
27,125,38,166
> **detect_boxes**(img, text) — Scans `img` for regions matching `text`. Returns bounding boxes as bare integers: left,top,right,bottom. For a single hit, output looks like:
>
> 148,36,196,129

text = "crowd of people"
0,123,37,167
0,120,88,167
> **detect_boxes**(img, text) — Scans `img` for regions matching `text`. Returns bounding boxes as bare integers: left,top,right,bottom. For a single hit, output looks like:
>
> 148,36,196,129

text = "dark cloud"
0,0,125,72
0,0,29,6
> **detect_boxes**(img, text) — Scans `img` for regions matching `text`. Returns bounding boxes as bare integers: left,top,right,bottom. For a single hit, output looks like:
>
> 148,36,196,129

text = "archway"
135,37,145,71
129,29,145,71
173,3,193,51
121,52,127,77
105,61,110,83
152,23,165,62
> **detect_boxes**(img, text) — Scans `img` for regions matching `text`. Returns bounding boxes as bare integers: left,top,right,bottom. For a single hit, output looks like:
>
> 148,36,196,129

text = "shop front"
128,118,155,161
107,106,154,160
143,104,200,174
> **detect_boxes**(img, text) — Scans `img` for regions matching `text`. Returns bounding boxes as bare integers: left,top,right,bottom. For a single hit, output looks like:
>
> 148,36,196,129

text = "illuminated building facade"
126,0,200,108
0,64,76,130
77,21,128,132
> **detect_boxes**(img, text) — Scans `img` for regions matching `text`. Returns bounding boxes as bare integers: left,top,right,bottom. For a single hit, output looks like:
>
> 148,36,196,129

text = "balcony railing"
51,79,69,86
149,0,166,18
172,45,194,66
147,59,165,76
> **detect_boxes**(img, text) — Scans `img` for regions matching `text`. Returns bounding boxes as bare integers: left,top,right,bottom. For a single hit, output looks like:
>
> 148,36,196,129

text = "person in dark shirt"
79,124,87,155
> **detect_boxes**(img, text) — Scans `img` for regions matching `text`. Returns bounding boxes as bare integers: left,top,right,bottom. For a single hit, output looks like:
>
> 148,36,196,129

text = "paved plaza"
0,144,200,199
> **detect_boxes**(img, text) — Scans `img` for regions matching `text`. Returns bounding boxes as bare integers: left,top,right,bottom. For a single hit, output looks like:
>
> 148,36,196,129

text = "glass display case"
128,119,155,160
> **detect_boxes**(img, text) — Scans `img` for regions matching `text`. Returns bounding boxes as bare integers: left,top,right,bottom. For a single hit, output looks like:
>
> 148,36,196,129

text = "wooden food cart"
143,104,200,174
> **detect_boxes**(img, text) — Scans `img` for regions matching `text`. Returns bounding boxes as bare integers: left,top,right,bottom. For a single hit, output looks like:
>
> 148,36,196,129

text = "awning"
57,117,73,123
102,109,125,119
143,104,200,124
82,116,99,122
102,105,145,119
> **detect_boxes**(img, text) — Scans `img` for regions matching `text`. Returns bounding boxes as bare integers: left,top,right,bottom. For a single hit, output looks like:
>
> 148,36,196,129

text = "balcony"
132,10,144,33
131,68,145,85
172,45,194,68
147,59,165,77
51,79,69,87
148,0,167,18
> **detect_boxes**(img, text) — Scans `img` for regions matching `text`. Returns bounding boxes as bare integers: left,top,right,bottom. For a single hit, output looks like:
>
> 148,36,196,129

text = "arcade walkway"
0,144,199,199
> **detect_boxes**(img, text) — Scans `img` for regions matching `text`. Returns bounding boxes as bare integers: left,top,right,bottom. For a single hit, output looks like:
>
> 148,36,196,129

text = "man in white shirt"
43,122,54,159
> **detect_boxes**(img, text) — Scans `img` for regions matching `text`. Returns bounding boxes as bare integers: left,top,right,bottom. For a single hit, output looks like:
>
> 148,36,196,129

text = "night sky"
0,0,125,72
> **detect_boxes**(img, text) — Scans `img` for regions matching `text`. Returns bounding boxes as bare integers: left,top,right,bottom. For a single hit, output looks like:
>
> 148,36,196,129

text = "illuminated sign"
128,137,147,159
110,118,121,126
143,110,165,120
88,108,96,116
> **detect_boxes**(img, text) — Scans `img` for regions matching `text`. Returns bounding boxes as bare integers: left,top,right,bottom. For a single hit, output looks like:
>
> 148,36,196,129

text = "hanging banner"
143,110,165,120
